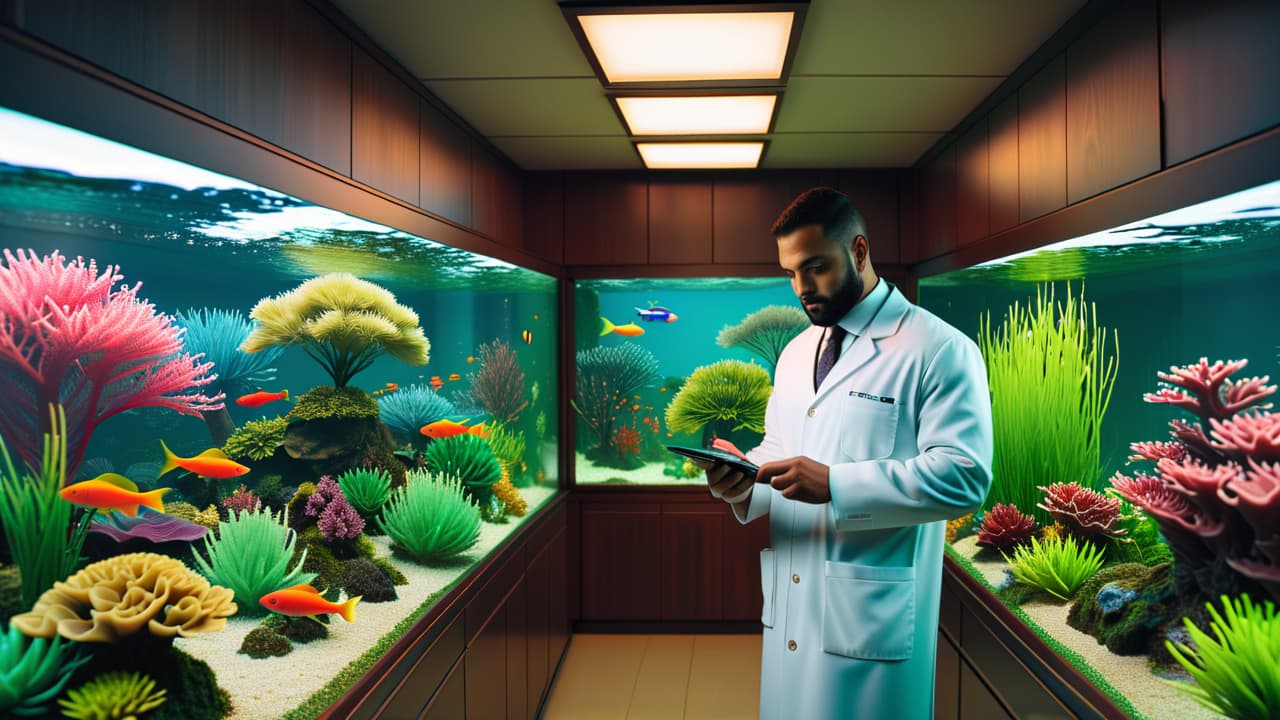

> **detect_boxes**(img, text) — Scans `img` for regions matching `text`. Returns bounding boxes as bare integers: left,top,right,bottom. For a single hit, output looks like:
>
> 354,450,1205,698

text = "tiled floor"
541,634,762,720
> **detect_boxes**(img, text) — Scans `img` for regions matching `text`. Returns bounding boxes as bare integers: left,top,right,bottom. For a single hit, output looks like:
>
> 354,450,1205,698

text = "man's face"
777,224,864,327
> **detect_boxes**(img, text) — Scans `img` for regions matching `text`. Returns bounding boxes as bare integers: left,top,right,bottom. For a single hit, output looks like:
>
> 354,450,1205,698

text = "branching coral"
304,476,365,542
336,467,392,517
492,474,527,518
242,272,430,387
1036,482,1125,540
715,305,810,372
0,249,223,478
1004,534,1106,602
422,434,502,507
1166,594,1280,720
664,360,772,442
221,416,287,461
377,384,457,442
572,343,660,451
379,471,481,563
59,671,167,719
221,484,261,518
470,339,528,425
0,620,87,717
191,507,315,615
976,503,1037,550
11,552,236,642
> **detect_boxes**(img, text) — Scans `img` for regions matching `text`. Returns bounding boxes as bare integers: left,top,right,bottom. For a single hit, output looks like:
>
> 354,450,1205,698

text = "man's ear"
853,235,868,271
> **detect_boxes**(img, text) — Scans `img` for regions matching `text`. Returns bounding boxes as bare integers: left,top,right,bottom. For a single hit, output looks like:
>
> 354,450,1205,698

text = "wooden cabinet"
956,119,990,247
659,505,725,621
420,99,472,227
922,145,958,261
581,503,663,620
564,175,649,265
648,180,713,264
352,48,419,205
1018,55,1067,223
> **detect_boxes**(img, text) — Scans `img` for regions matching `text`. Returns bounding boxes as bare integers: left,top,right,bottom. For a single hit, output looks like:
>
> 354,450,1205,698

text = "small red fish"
448,373,461,382
429,376,444,392
259,584,361,622
235,388,289,408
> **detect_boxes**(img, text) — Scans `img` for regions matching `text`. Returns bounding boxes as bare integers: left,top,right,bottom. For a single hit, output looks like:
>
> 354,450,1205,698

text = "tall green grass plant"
1166,594,1280,720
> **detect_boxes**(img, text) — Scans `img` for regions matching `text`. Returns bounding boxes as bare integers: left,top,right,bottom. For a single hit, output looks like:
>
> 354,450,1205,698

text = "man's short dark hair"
770,187,866,247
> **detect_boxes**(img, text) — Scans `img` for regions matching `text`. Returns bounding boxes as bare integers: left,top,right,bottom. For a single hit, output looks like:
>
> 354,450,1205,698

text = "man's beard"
800,255,863,327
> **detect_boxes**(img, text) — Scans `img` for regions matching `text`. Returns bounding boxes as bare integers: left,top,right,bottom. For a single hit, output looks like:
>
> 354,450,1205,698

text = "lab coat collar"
812,280,909,401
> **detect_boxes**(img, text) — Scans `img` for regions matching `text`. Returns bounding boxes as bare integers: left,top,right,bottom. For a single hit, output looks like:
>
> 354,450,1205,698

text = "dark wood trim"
574,620,763,633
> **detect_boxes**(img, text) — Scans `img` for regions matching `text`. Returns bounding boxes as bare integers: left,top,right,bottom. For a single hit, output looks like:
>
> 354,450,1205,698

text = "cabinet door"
464,606,507,719
581,505,661,620
660,506,724,621
525,549,550,718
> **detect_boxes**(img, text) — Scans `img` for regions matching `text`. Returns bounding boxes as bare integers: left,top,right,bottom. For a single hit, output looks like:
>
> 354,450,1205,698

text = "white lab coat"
737,281,993,720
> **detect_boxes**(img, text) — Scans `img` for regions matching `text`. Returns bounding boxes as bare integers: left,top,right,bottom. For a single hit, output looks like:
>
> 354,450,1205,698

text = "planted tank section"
917,179,1280,720
0,106,559,719
572,277,803,485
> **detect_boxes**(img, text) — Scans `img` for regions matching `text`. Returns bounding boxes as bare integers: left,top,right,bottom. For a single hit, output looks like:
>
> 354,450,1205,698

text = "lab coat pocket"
822,561,914,661
760,548,776,628
839,396,899,460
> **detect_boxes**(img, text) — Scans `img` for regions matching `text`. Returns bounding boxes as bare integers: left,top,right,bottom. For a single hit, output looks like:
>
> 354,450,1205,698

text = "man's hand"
757,456,831,504
689,439,754,504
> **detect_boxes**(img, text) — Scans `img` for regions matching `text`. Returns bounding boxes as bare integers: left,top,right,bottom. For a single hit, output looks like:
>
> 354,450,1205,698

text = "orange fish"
599,317,644,337
448,373,461,382
235,388,289,408
466,356,476,364
259,584,361,622
159,440,250,479
429,376,444,391
420,418,489,440
371,382,399,397
521,330,532,344
59,473,170,517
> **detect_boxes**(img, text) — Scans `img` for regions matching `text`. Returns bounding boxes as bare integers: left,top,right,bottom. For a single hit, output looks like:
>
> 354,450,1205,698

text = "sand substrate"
573,453,703,486
951,535,1225,720
176,485,556,720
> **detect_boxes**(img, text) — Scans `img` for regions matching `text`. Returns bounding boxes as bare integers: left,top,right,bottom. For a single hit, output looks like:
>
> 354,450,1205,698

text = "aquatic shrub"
286,385,379,422
60,671,167,719
716,305,810,371
379,471,481,563
1036,482,1125,540
238,626,293,659
177,308,283,397
0,406,95,611
1166,594,1280,720
342,558,397,603
220,484,262,518
422,434,502,506
1109,496,1175,567
222,416,288,461
976,503,1037,550
377,384,457,441
0,620,87,717
978,284,1118,526
492,474,528,518
241,272,430,387
191,506,315,615
484,422,526,478
665,360,772,443
0,249,223,478
1004,534,1106,602
573,343,661,451
470,339,528,425
337,467,392,517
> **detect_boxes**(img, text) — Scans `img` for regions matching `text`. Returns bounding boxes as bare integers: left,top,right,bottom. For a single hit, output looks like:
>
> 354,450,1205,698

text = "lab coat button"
807,408,816,418
792,574,800,584
787,640,797,651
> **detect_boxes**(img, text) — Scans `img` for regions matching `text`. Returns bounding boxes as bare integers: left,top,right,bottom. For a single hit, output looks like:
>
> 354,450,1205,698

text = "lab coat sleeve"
728,390,786,524
827,334,993,532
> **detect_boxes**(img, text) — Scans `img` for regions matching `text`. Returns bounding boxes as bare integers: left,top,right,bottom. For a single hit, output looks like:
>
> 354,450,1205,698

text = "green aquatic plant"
573,343,661,451
59,671,166,720
377,384,457,441
0,405,95,611
978,283,1118,525
484,422,526,478
0,621,86,717
192,506,316,615
221,416,288,461
665,360,772,443
422,434,502,506
1004,534,1106,602
242,272,430,387
716,305,810,372
1166,594,1280,720
336,467,392,517
286,385,379,422
379,472,481,563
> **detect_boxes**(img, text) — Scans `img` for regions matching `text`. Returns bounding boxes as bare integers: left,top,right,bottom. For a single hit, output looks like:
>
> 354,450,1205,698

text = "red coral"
221,484,261,518
1128,441,1186,462
611,425,642,456
1209,412,1280,461
1036,482,1125,539
976,503,1037,550
1145,358,1275,421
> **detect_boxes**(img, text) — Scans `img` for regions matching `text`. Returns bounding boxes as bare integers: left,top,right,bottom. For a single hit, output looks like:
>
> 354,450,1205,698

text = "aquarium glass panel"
0,105,558,719
573,277,802,485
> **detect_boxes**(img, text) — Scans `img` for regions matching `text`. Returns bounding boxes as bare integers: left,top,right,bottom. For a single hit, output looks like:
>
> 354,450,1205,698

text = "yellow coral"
1041,522,1067,543
163,501,199,523
193,504,220,531
946,513,974,543
492,474,527,518
11,552,237,643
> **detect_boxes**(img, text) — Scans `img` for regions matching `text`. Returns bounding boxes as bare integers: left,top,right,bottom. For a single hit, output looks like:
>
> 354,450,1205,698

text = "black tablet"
666,445,762,482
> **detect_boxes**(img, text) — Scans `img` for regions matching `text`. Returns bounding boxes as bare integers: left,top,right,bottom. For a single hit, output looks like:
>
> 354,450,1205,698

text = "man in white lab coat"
699,188,993,719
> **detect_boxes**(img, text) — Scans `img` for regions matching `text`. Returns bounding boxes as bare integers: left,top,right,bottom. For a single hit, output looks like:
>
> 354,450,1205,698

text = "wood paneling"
420,99,472,226
506,577,528,720
648,180,713,264
352,48,419,204
525,549,550,719
722,513,771,621
548,529,570,667
660,507,724,620
988,95,1020,234
581,505,662,619
564,175,648,265
374,617,465,720
421,661,466,720
922,145,957,261
897,171,925,265
817,170,903,264
936,632,961,720
956,119,990,246
712,173,818,264
959,662,1012,720
471,142,503,240
1018,55,1067,223
524,172,564,264
464,604,507,720
1163,0,1280,166
1066,0,1160,204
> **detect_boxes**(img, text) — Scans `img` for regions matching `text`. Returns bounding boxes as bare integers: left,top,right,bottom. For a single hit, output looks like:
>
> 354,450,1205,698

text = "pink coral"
976,503,1037,550
1036,482,1125,539
1128,441,1186,462
0,249,223,477
221,484,261,518
306,475,364,541
1209,412,1280,460
1145,358,1274,420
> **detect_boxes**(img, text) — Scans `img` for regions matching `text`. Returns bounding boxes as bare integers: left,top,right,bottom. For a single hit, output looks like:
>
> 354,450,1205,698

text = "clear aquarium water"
0,106,558,720
573,277,802,485
919,179,1280,720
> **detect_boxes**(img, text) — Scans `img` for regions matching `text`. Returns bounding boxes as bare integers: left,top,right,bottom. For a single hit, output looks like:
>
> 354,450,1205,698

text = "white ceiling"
331,0,1086,170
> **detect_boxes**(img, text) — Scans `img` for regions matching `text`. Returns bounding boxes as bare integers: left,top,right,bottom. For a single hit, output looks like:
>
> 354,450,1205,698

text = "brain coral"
11,552,237,643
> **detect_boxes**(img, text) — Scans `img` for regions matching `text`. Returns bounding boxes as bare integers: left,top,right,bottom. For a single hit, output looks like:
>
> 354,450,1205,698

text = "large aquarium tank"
0,106,558,719
918,179,1280,720
573,277,802,485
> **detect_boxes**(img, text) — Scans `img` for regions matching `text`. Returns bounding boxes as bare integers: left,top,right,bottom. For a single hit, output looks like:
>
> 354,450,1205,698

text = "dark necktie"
815,325,848,389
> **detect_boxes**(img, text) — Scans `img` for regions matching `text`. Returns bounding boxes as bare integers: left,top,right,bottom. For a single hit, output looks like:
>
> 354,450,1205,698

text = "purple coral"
306,475,365,541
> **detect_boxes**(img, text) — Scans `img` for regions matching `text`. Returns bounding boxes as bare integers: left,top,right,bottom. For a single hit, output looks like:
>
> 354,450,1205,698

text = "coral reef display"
468,339,528,425
573,343,660,465
222,417,288,462
715,305,810,372
0,620,87,717
421,434,503,507
1036,482,1125,541
191,507,315,615
377,384,457,444
380,472,481,563
59,670,167,719
1005,534,1106,601
664,359,772,444
177,308,284,446
976,503,1037,550
1166,593,1280,720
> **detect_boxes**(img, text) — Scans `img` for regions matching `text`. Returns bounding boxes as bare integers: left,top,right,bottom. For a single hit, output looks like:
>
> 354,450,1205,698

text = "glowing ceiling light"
616,95,777,135
636,142,765,169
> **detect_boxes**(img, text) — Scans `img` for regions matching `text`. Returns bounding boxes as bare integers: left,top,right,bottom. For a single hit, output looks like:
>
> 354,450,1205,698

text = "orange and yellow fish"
160,440,250,479
466,356,476,364
371,382,398,397
429,376,444,392
259,584,361,622
235,388,289,408
599,317,645,337
420,418,490,440
60,473,170,517
448,373,461,382
521,330,533,345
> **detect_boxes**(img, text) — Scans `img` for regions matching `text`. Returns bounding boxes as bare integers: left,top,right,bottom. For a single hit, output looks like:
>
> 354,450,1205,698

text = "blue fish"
635,306,679,323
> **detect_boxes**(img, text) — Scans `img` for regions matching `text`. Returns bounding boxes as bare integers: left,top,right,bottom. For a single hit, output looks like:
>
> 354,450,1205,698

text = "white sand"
950,535,1225,720
176,485,556,720
573,453,705,486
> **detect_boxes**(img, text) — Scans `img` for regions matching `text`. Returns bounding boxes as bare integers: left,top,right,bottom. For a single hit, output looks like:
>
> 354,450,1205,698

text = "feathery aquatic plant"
177,308,283,397
221,416,287,461
484,422,526,478
0,621,86,717
377,384,457,441
422,434,502,506
191,505,316,615
573,343,661,449
337,467,392,516
665,360,772,441
716,305,810,372
1004,534,1106,601
470,339,528,425
379,471,481,563
59,671,166,720
1166,594,1280,720
978,283,1118,525
241,273,430,387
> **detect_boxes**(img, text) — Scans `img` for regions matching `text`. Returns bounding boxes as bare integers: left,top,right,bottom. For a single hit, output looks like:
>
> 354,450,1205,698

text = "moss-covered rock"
239,626,293,658
372,556,408,586
293,525,376,590
1066,562,1177,656
286,482,319,530
342,558,397,603
72,640,229,720
287,386,380,422
263,613,329,644
0,565,22,625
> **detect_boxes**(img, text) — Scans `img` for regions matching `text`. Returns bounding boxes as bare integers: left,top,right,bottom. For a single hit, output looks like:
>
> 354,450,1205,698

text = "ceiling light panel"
616,95,777,135
636,141,765,169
